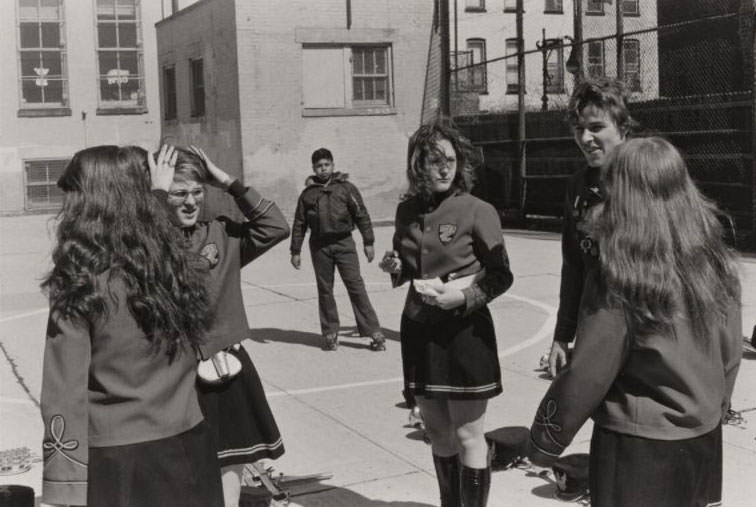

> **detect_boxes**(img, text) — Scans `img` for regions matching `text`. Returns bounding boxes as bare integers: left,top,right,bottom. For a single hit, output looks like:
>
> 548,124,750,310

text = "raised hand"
148,144,177,191
189,145,233,190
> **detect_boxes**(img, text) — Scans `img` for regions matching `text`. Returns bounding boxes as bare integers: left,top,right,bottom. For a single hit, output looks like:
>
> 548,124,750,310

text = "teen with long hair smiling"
380,122,513,506
528,137,742,507
41,145,223,506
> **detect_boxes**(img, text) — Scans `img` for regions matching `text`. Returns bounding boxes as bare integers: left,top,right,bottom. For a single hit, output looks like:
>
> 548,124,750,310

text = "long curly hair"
403,121,477,201
41,145,212,358
584,137,740,344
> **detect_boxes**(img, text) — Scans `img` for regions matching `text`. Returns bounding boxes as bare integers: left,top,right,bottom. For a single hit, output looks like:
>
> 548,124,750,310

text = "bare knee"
220,464,244,507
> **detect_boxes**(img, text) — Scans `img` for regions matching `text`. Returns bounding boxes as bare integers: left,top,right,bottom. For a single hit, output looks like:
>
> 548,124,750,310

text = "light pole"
536,32,575,111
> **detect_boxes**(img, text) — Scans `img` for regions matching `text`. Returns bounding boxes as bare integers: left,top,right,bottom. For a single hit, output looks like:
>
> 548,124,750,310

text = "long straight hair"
585,137,740,343
42,145,212,357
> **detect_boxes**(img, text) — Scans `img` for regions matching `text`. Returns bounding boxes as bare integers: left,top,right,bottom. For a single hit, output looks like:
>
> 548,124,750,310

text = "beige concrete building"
451,0,659,113
156,0,434,220
0,0,166,213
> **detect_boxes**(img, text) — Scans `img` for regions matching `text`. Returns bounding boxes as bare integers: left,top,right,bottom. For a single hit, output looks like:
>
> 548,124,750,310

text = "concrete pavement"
1,213,755,506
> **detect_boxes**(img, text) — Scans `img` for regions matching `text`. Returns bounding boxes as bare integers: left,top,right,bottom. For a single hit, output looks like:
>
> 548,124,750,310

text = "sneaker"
369,332,386,351
322,333,338,351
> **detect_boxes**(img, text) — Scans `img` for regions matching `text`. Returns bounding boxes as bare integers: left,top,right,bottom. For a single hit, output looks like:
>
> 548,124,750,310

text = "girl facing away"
41,145,223,507
528,137,742,507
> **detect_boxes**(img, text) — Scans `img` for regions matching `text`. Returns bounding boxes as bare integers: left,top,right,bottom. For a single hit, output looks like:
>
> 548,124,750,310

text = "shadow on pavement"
293,487,435,507
248,327,400,350
249,328,323,349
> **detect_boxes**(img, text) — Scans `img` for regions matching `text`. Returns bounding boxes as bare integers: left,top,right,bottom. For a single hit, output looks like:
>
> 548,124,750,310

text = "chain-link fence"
421,2,756,250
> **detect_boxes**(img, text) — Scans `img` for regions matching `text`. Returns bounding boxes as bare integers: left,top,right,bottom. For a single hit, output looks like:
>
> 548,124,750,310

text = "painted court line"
0,308,48,323
267,292,556,398
0,292,555,404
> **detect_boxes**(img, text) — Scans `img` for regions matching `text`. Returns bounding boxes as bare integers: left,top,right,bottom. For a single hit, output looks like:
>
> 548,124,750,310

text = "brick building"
0,0,168,214
156,0,434,220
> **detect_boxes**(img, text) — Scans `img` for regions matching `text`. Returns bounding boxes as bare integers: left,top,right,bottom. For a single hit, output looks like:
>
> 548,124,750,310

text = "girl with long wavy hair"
380,122,514,506
40,145,223,507
528,137,742,507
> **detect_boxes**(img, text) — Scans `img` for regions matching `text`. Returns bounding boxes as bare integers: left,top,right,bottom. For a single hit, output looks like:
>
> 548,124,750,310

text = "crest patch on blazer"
200,243,220,268
438,224,457,244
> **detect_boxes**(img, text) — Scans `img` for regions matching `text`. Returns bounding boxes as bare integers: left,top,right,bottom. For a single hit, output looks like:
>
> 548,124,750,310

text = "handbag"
197,348,242,385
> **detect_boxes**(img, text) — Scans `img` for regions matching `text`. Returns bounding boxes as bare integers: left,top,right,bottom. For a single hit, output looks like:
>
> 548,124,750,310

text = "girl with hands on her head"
151,144,290,507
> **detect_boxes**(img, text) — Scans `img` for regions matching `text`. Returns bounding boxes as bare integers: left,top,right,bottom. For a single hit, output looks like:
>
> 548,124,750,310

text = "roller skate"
369,331,386,351
322,333,338,351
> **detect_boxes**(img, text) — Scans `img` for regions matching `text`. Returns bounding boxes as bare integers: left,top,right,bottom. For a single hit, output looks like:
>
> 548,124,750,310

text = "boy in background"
290,148,385,352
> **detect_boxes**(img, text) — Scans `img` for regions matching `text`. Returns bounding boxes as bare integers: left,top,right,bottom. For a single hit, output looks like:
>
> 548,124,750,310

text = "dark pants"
310,234,380,336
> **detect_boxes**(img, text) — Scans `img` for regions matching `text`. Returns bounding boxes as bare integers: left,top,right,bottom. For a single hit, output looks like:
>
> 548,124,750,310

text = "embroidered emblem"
438,224,457,244
200,243,220,268
42,414,86,468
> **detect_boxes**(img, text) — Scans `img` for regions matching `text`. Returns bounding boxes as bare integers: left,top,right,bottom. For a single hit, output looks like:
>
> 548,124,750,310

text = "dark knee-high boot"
432,454,460,507
460,465,490,507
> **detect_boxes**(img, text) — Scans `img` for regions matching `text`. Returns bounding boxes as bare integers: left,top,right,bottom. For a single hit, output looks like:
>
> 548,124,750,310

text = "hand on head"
189,145,232,190
148,144,177,192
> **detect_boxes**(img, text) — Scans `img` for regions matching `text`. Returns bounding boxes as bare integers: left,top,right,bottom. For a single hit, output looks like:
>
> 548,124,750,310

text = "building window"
503,0,517,12
302,45,393,114
24,159,67,210
162,65,176,120
451,50,470,92
546,46,564,93
17,0,68,110
622,38,641,92
95,0,145,112
352,46,390,106
544,0,563,14
506,38,520,94
586,0,604,14
586,40,605,79
466,39,487,93
622,0,640,16
465,0,485,12
190,58,205,117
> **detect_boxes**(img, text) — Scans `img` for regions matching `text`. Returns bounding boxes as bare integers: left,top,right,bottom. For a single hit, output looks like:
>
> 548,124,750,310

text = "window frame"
585,0,605,15
94,0,146,114
586,40,605,79
162,64,177,121
622,0,640,16
464,0,485,13
189,57,205,118
545,45,564,94
622,38,641,92
505,38,520,94
23,158,68,211
301,43,395,116
16,0,70,116
351,45,392,107
544,0,563,14
465,38,487,94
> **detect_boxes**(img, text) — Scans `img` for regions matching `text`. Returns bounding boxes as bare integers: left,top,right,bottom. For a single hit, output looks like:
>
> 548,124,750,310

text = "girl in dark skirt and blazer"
153,145,289,507
528,137,742,507
41,146,223,507
380,122,513,506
